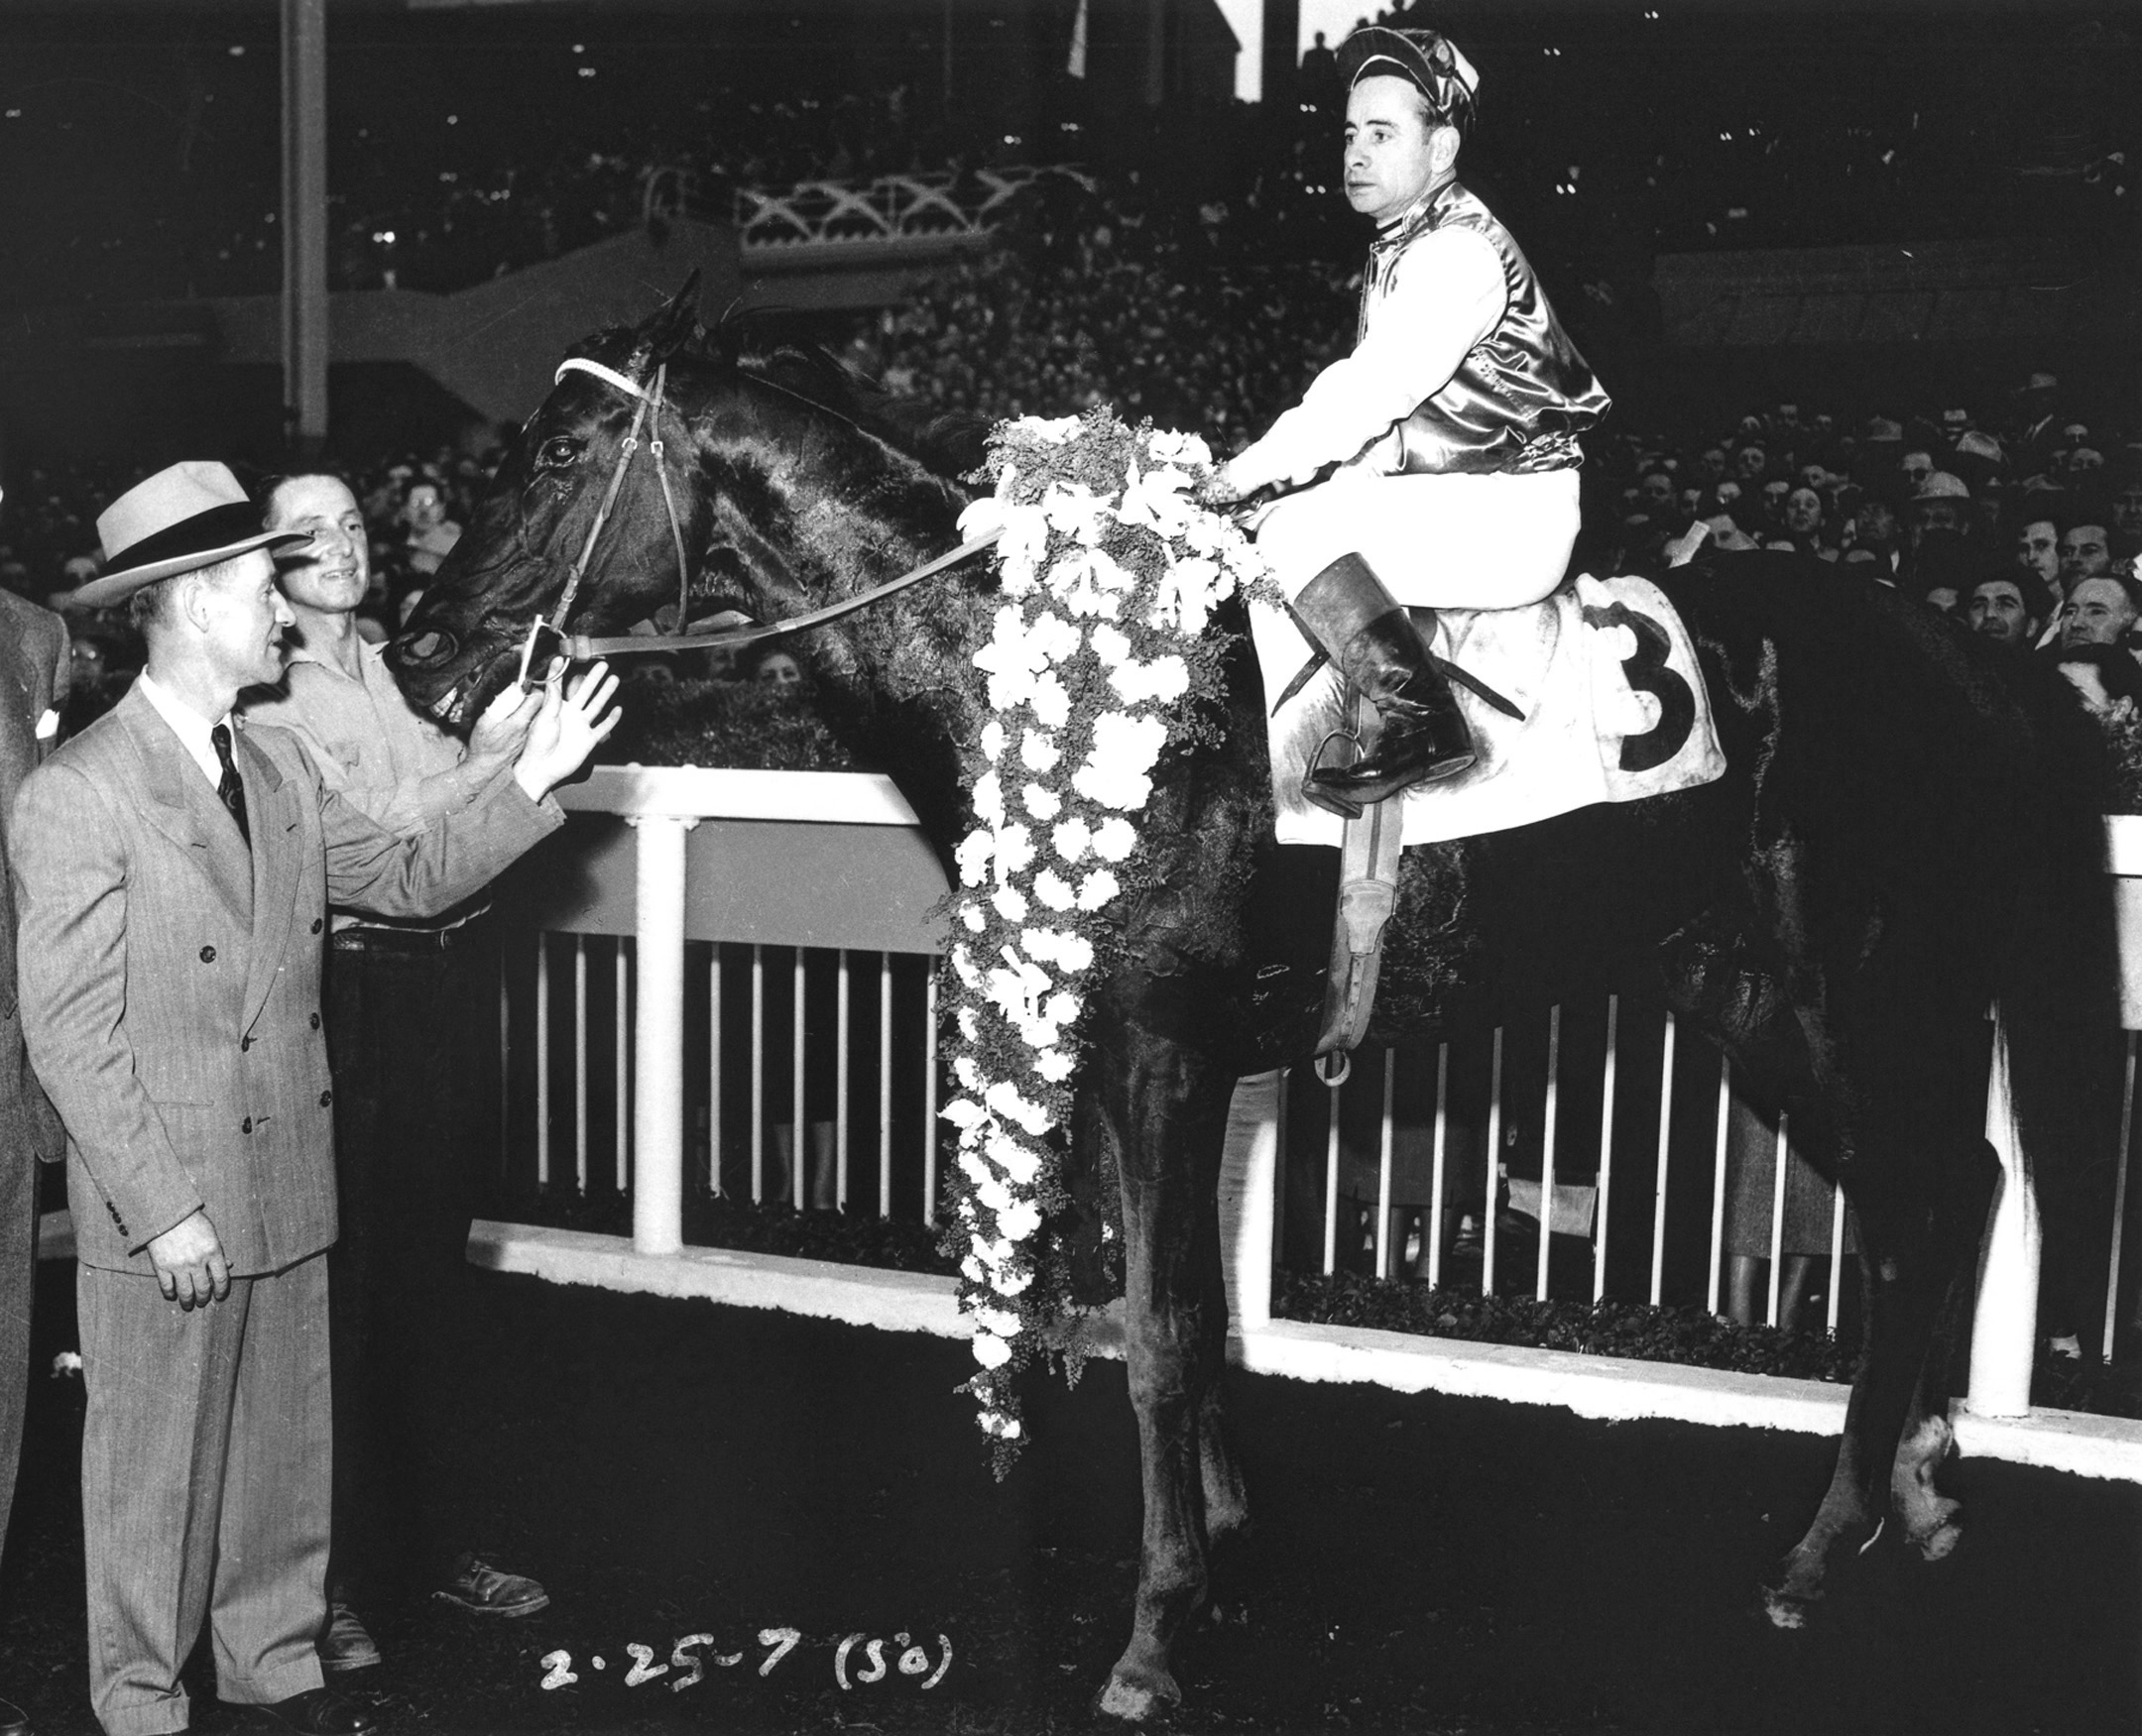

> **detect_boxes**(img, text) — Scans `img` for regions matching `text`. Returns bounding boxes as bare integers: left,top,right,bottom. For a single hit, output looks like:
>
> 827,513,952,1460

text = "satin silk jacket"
0,591,67,1171
1371,179,1609,476
12,681,561,1276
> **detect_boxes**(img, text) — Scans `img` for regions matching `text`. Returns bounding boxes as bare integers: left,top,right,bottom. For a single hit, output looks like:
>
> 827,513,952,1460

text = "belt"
331,925,471,954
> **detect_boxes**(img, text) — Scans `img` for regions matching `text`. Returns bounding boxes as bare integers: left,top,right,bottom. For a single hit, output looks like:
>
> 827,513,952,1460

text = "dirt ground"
4,1261,2138,1736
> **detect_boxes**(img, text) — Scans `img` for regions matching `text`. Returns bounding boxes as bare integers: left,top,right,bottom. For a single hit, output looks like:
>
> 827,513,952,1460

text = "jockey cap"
1336,25,1481,133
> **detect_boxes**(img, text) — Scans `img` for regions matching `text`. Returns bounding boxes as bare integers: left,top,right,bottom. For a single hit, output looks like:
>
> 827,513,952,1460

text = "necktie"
210,723,250,849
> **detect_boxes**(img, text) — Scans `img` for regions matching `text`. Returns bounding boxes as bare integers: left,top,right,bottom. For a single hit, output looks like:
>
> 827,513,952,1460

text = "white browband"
554,357,654,404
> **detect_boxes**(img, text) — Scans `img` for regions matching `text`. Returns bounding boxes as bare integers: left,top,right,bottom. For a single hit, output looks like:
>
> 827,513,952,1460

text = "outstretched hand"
512,659,622,802
465,680,541,773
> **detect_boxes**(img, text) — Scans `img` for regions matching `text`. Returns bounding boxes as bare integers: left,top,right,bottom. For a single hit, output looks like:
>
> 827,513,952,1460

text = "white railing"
642,164,1093,252
501,767,2139,1432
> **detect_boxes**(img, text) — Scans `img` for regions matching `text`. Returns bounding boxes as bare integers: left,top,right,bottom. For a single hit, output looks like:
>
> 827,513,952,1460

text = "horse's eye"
537,436,581,470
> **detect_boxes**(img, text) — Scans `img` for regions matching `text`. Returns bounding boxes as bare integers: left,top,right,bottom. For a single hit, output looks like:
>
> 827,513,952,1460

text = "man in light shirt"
241,474,550,1672
1202,24,1609,809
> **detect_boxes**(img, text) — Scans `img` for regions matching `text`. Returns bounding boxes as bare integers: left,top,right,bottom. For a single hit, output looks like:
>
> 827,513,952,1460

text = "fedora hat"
73,461,302,609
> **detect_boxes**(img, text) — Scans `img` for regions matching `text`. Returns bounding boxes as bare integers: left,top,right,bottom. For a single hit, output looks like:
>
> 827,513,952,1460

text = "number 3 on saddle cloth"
1249,572,1727,851
1250,574,1726,1065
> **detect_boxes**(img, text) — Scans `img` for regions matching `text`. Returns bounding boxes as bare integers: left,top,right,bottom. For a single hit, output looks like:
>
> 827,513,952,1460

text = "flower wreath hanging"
941,405,1277,1467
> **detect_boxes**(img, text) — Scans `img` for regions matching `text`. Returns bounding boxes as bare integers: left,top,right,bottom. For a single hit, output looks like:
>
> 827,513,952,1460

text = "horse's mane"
713,314,989,482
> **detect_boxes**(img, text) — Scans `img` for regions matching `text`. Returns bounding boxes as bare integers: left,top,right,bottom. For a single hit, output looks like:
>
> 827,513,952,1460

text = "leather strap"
1312,693,1405,1077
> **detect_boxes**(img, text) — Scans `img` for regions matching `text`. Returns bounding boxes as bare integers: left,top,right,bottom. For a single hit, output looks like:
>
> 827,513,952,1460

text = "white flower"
998,1200,1042,1242
1023,782,1062,821
987,1133,1043,1185
1153,557,1221,636
978,1408,1022,1439
1043,990,1081,1028
1035,1047,1077,1083
1020,731,1062,773
1041,482,1112,546
973,770,1006,828
1091,816,1138,862
957,1005,980,1039
1111,654,1191,708
957,495,1008,543
979,718,1008,763
1077,867,1121,910
1032,868,1076,910
972,1331,1012,1369
1052,817,1092,863
1028,671,1071,730
1090,623,1131,668
961,902,986,934
949,945,981,990
1012,413,1081,446
955,832,992,887
1052,547,1130,618
991,883,1027,924
971,1231,1003,1267
992,822,1035,882
1027,611,1082,666
1056,932,1094,972
954,1054,983,1090
985,1079,1053,1135
1117,457,1194,539
1071,712,1167,811
976,1303,1022,1337
1146,427,1213,469
995,1266,1034,1297
961,1254,985,1282
942,1096,987,1130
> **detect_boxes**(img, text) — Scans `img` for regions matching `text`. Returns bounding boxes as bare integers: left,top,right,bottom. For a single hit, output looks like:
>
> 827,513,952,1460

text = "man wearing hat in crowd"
10,462,619,1736
1199,21,1608,810
0,487,69,1736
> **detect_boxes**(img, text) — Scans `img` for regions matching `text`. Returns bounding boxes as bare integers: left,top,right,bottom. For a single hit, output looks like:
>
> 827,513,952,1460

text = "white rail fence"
482,768,2141,1468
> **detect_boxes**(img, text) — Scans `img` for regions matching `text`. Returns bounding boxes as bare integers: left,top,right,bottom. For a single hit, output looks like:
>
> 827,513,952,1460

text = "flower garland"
940,405,1272,1464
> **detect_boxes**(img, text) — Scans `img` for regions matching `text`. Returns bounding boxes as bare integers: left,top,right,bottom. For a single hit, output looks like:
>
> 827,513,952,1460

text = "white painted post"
1537,1005,1561,1302
628,814,696,1256
1483,1027,1504,1298
1967,1006,2039,1418
1594,994,1619,1305
1426,1042,1450,1290
1707,1055,1730,1317
1219,1071,1281,1331
1321,1067,1343,1278
574,936,589,1195
1766,1111,1790,1327
1375,1050,1395,1280
1650,1010,1677,1307
535,936,551,1188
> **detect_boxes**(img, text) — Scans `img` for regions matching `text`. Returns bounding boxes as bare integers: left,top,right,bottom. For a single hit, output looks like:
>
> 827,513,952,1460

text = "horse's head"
391,279,711,729
393,276,983,735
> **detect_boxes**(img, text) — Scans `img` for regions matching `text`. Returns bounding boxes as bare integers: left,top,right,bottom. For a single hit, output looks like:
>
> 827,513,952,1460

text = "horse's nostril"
403,630,455,666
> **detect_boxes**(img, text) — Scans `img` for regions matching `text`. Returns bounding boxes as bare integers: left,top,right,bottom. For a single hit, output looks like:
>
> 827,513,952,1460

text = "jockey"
1205,24,1610,807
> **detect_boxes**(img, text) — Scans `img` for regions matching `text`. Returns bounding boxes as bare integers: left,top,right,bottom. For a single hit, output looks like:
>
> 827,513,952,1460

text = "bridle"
510,355,1000,687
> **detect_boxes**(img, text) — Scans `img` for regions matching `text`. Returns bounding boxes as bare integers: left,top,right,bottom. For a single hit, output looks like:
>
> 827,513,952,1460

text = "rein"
519,356,999,681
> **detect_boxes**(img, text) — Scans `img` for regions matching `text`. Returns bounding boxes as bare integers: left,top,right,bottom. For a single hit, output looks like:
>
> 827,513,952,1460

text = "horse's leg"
1096,1024,1239,1722
1890,1133,2000,1563
1764,1021,1997,1626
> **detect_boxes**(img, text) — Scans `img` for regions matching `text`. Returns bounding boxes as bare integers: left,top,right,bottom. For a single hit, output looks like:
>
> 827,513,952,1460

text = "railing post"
1220,1071,1281,1331
1967,1005,2039,1417
628,813,698,1257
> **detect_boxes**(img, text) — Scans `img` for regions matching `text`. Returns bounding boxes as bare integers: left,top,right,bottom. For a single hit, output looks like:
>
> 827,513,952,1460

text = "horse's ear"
646,272,702,360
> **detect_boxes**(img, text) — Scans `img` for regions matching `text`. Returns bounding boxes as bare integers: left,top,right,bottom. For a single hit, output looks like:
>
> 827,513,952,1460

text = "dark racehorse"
394,289,2123,1720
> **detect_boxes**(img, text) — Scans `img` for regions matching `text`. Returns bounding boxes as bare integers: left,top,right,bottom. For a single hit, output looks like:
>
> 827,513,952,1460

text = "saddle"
1250,576,1727,1067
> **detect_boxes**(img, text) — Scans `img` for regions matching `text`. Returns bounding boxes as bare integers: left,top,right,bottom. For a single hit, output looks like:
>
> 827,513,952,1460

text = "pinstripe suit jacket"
11,679,561,1276
0,590,67,1172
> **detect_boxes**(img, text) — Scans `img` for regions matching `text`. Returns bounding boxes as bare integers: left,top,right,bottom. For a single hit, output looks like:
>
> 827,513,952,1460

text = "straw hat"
71,461,303,609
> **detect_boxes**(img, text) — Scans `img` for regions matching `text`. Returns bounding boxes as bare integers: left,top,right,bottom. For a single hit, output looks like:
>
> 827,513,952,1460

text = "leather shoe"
434,1553,548,1617
244,1686,378,1735
0,1691,29,1736
318,1601,381,1674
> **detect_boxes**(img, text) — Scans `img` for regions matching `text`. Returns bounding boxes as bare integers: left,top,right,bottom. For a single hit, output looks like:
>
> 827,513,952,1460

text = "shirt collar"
136,668,233,790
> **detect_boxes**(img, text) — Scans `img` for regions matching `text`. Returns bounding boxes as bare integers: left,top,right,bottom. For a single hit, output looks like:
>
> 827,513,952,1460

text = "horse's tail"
1994,665,2127,1356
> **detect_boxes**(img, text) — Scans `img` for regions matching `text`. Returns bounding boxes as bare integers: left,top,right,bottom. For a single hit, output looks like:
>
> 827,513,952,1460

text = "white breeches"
1254,466,1583,609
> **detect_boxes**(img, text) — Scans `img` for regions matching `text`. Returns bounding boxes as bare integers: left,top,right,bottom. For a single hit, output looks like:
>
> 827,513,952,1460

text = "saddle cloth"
1249,573,1726,849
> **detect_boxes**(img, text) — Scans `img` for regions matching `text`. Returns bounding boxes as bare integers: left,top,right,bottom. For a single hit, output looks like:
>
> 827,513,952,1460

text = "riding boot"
1292,553,1476,803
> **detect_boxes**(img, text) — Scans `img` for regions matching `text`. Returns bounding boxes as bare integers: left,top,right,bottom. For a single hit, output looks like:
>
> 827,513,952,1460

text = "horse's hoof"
1760,1585,1813,1631
1908,1499,1964,1562
1098,1664,1182,1723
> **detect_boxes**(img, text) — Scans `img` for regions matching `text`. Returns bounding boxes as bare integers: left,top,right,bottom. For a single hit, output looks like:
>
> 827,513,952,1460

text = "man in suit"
11,462,617,1736
0,533,71,1736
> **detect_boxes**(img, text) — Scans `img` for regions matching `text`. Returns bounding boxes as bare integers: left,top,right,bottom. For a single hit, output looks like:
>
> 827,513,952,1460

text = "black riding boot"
1293,553,1476,804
